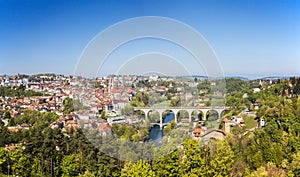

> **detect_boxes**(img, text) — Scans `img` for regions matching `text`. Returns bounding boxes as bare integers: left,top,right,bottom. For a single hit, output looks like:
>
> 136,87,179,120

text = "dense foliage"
0,86,46,98
62,98,87,114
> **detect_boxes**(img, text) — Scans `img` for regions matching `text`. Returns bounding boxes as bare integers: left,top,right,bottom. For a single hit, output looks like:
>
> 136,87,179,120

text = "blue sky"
1,0,299,78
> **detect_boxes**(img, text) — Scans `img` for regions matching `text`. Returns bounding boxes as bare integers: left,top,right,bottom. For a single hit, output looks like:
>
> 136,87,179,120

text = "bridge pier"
202,110,208,121
144,110,149,119
172,110,179,124
187,110,194,123
157,110,165,129
217,110,223,119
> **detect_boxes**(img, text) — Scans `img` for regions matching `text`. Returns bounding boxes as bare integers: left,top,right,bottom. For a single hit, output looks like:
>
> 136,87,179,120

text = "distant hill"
225,75,249,80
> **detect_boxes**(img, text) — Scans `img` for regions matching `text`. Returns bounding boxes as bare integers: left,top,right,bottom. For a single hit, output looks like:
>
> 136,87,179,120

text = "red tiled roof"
127,89,133,93
65,120,77,125
111,88,119,93
223,118,229,122
97,124,111,132
201,128,227,136
193,127,203,133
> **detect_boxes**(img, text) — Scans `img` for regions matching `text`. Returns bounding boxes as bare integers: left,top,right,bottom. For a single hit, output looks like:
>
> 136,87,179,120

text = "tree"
3,110,11,119
152,150,180,177
290,151,300,176
30,157,43,177
164,120,176,135
131,91,149,107
207,140,235,177
96,151,122,177
170,97,180,107
120,161,155,177
62,98,74,114
101,110,106,119
9,148,31,177
62,98,85,114
122,104,133,116
296,96,300,119
78,170,96,177
0,125,10,147
61,154,80,177
181,138,207,176
8,117,16,126
0,147,8,174
245,162,286,177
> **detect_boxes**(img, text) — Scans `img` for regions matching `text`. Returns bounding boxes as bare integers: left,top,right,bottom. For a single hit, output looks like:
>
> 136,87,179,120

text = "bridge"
134,106,230,128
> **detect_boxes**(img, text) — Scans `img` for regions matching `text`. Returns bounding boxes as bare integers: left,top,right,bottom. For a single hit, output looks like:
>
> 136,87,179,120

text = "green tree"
78,170,96,177
290,151,300,176
131,91,149,107
181,138,207,177
0,125,10,147
245,162,286,177
61,154,80,177
152,150,180,177
30,157,43,177
0,147,8,174
170,97,180,107
3,110,11,119
62,98,85,114
9,148,31,177
164,120,176,135
121,161,155,177
207,140,235,177
101,110,106,119
122,104,134,116
8,117,16,126
296,96,300,119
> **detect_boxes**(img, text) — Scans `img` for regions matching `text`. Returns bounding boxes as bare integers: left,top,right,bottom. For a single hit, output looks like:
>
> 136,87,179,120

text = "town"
0,74,274,142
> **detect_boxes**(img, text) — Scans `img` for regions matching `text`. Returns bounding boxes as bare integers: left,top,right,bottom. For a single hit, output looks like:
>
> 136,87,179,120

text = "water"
148,125,163,145
163,112,175,124
148,112,174,145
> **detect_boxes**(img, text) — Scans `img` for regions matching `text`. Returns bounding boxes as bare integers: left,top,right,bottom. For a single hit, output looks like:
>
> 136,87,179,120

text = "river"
147,112,175,145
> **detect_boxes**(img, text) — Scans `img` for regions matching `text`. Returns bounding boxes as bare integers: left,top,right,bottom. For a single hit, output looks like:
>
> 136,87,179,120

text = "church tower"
223,118,230,134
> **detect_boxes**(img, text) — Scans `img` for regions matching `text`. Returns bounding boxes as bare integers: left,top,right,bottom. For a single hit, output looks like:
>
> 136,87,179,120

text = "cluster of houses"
49,112,112,136
0,95,68,117
0,75,136,134
0,75,79,131
193,114,247,143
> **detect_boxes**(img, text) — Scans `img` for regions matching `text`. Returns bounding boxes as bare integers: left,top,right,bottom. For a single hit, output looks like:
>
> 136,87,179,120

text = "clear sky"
1,0,299,78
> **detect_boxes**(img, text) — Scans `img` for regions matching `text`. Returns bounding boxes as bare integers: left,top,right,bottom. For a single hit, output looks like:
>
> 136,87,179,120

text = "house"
242,93,248,99
20,123,30,130
253,88,260,93
107,116,126,125
5,144,16,151
260,118,265,127
157,86,167,92
253,99,261,110
97,123,112,136
193,127,205,137
200,129,226,142
193,128,227,144
64,120,79,130
193,118,229,143
231,114,243,124
7,126,19,132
